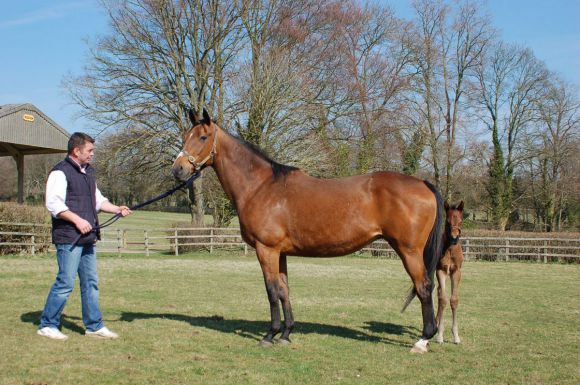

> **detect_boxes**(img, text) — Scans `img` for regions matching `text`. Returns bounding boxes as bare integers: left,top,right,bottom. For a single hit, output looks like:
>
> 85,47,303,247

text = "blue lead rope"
70,172,200,250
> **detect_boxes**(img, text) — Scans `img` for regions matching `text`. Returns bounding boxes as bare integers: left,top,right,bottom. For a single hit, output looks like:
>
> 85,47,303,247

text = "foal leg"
435,269,448,344
450,269,462,344
278,254,295,344
255,243,283,346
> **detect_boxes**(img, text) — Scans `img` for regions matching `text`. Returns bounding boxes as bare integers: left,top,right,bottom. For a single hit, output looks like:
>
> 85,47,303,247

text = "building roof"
0,103,70,156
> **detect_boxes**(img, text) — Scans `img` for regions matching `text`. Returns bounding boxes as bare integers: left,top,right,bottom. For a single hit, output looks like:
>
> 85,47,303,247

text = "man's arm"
96,184,132,217
100,200,132,217
57,210,93,234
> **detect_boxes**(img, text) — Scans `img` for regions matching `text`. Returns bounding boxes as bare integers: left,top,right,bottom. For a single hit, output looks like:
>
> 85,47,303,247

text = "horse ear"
203,108,211,123
444,201,450,211
188,109,199,125
458,200,464,211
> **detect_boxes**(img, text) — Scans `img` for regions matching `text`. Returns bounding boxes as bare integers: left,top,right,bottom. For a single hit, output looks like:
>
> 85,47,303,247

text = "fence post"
464,238,470,261
31,235,35,256
543,240,548,264
210,228,214,253
117,229,122,257
174,229,179,256
505,239,510,262
144,230,149,257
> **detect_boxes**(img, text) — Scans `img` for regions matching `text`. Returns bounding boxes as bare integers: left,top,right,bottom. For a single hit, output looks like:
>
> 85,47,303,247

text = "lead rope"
70,172,200,250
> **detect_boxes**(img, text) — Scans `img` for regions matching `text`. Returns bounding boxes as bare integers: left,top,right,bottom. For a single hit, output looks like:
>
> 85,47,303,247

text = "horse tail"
401,180,444,312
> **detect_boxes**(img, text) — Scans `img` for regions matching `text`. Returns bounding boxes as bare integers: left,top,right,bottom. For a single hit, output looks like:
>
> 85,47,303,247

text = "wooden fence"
1,223,578,262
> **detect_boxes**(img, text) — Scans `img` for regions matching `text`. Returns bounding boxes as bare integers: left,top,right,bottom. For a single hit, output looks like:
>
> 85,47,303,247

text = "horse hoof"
410,339,429,354
278,338,291,345
410,345,428,354
258,339,274,347
436,337,444,344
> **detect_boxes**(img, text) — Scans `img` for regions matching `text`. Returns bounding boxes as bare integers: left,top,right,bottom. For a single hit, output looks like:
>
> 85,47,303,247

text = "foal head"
444,201,464,245
172,109,218,181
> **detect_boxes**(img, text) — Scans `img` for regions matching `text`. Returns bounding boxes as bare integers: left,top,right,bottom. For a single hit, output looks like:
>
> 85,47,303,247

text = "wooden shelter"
0,104,69,203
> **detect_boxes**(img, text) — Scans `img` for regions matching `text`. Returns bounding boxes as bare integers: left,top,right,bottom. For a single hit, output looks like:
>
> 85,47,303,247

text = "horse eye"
200,136,207,142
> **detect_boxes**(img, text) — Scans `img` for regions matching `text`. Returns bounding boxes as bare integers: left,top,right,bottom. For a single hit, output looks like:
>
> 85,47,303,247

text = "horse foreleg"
435,269,448,344
256,243,282,346
450,269,461,344
278,254,294,344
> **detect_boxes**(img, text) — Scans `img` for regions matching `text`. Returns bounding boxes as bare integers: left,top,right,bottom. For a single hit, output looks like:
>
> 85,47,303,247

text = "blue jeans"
40,244,104,332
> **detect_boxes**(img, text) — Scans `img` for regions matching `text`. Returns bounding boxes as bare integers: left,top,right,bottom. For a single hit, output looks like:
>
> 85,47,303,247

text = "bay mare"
172,109,444,353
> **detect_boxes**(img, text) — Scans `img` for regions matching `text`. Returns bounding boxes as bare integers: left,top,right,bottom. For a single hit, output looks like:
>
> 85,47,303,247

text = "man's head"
68,132,95,165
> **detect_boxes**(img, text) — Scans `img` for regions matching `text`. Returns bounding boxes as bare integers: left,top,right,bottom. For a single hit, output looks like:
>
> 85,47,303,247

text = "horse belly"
285,212,381,257
438,247,464,273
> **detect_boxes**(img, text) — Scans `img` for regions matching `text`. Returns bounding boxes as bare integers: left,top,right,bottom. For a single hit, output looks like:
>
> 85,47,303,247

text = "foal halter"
182,127,218,171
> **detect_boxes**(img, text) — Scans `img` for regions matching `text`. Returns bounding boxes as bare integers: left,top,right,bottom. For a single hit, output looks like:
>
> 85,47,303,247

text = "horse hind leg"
397,247,438,354
435,268,448,344
278,254,295,344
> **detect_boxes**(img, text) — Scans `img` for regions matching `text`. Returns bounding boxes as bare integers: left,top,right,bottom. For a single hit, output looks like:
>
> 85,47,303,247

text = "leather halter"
182,127,218,171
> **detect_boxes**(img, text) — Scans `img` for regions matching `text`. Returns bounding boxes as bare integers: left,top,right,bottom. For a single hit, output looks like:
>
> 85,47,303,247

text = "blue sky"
1,0,579,134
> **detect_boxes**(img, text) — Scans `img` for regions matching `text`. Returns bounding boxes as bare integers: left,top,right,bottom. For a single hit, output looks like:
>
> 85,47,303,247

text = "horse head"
172,108,218,181
444,200,464,244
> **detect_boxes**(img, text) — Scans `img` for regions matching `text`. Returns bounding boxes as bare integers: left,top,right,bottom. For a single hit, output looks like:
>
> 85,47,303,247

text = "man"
38,132,131,340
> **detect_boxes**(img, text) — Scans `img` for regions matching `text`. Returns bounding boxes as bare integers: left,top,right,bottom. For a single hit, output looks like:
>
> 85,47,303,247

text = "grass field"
1,253,578,385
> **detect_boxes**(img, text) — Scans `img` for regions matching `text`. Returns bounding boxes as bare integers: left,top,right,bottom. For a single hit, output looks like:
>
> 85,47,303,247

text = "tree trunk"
188,176,205,226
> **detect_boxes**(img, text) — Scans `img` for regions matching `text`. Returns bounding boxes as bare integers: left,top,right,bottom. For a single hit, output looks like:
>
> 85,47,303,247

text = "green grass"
1,253,578,385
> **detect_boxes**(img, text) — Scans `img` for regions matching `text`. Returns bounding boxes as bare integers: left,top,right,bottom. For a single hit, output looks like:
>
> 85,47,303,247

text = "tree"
528,76,579,231
407,0,491,195
474,42,548,229
65,0,241,225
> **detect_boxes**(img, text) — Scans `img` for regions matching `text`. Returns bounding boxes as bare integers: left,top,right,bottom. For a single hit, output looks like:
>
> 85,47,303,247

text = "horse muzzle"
172,154,196,181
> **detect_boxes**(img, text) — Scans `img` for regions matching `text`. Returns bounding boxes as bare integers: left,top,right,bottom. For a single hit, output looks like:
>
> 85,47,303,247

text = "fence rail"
1,223,578,262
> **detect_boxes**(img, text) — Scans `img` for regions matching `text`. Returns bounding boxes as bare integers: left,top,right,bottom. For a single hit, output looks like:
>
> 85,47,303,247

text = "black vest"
51,157,100,245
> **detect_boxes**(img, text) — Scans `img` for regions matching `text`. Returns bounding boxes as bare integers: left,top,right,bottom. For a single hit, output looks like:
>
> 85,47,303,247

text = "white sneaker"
85,326,119,339
37,327,68,340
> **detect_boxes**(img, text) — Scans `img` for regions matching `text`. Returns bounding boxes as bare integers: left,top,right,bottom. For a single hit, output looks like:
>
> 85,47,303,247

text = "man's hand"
75,218,93,234
117,206,132,217
57,210,93,234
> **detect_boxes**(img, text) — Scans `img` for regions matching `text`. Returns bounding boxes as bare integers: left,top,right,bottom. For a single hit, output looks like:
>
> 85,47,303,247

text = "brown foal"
172,109,445,353
435,201,464,344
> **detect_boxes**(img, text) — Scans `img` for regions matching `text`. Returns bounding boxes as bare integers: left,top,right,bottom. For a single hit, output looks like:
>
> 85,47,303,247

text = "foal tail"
401,181,444,312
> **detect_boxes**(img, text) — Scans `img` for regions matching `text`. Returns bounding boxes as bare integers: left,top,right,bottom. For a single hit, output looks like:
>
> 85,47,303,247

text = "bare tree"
474,41,548,229
408,0,491,195
65,0,241,225
407,0,446,185
528,76,580,231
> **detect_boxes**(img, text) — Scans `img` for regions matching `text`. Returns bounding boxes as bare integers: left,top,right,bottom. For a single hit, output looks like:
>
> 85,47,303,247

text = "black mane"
237,137,298,179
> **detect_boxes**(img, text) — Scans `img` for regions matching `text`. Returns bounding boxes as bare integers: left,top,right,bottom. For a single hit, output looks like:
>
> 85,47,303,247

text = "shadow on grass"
363,321,420,344
119,312,419,346
21,311,86,335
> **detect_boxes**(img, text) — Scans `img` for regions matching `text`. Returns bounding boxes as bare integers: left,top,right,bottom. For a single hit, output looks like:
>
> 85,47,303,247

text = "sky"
1,0,579,135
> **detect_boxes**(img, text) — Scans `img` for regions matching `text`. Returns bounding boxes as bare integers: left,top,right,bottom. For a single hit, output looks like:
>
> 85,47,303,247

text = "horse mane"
235,136,299,179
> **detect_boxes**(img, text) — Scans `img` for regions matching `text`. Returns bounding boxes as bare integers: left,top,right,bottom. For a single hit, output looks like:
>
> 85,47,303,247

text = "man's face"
74,142,95,165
